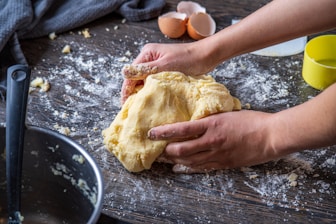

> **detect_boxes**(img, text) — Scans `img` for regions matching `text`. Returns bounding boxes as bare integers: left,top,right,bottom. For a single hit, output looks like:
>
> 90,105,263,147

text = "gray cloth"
0,0,165,98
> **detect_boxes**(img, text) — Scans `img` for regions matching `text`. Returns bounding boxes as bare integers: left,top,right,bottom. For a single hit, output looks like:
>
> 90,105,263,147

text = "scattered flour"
23,36,335,223
211,54,308,112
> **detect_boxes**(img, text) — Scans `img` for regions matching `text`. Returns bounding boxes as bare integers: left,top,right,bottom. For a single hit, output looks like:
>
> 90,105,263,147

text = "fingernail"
147,129,156,140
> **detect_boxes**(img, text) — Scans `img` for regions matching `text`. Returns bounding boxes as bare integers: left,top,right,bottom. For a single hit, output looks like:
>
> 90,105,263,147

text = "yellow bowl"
302,35,336,90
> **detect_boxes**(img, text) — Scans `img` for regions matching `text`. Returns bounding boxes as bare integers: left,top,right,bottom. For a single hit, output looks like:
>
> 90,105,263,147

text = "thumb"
172,164,208,174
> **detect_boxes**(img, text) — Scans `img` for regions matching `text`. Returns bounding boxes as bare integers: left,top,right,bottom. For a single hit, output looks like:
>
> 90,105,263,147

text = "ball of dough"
102,71,241,172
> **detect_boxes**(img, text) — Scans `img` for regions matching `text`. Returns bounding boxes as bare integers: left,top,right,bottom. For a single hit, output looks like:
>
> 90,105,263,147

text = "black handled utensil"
6,65,31,224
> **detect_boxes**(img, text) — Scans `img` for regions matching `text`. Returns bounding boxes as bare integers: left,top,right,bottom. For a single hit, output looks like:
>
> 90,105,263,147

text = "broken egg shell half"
187,12,216,40
158,12,188,38
177,1,206,18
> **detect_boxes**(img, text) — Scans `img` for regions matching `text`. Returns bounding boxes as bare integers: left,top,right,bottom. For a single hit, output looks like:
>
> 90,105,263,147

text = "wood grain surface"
1,0,336,223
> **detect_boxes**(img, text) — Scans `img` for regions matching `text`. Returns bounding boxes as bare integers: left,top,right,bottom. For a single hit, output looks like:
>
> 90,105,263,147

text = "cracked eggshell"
187,12,216,40
177,1,206,18
158,12,187,38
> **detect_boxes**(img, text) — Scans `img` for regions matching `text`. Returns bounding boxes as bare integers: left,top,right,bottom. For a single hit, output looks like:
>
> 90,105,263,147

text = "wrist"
254,112,287,163
197,24,250,68
268,84,336,156
267,109,313,158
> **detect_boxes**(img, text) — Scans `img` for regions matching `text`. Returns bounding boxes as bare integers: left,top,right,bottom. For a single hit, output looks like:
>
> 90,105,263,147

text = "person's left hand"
148,110,278,173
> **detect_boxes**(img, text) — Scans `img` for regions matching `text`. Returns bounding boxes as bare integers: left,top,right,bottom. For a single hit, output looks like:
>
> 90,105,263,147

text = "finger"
148,120,207,141
133,51,155,64
164,138,209,160
156,154,174,164
133,43,162,64
172,162,221,174
172,164,203,174
120,79,138,104
172,159,232,173
122,64,158,80
164,140,223,167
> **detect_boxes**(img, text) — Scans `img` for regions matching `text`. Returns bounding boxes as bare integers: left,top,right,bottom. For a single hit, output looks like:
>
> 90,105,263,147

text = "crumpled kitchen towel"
0,0,165,99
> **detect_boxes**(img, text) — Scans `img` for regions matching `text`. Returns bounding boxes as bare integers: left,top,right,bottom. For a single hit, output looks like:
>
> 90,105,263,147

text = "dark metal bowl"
0,126,104,223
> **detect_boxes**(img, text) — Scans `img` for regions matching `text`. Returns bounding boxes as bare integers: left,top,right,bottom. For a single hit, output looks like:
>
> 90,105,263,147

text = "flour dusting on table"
24,37,336,223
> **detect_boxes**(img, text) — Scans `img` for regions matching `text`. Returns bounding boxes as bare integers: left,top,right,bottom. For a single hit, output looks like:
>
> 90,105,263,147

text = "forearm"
198,0,336,66
269,83,336,157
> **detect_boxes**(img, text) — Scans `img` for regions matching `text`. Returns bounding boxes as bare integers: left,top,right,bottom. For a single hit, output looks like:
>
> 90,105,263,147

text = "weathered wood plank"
1,0,336,223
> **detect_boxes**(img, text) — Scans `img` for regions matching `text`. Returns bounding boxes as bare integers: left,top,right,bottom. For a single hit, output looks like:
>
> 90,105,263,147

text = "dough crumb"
249,174,259,180
72,154,85,164
288,172,299,187
240,167,254,172
62,45,71,54
244,103,251,110
290,181,298,187
288,172,298,182
54,124,71,136
117,56,129,62
30,77,51,92
49,32,57,40
82,28,91,38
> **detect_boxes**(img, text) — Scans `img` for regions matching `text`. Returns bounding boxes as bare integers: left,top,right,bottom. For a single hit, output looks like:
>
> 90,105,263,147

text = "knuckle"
167,143,185,157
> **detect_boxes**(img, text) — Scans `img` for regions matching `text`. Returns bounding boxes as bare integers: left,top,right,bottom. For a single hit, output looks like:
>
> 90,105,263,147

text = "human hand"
148,110,277,173
121,42,217,104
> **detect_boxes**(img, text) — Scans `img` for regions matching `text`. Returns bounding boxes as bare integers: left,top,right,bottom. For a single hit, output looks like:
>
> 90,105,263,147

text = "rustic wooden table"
1,0,336,223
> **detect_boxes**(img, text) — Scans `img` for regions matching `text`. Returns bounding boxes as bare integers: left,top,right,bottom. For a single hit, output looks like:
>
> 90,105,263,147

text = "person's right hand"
149,110,277,173
121,41,218,104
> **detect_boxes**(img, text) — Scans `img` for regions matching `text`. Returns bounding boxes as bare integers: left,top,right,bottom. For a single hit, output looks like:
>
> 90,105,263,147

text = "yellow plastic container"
302,35,336,90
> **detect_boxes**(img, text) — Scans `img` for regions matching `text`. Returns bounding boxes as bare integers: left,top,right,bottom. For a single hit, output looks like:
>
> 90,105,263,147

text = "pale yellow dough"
102,72,241,172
